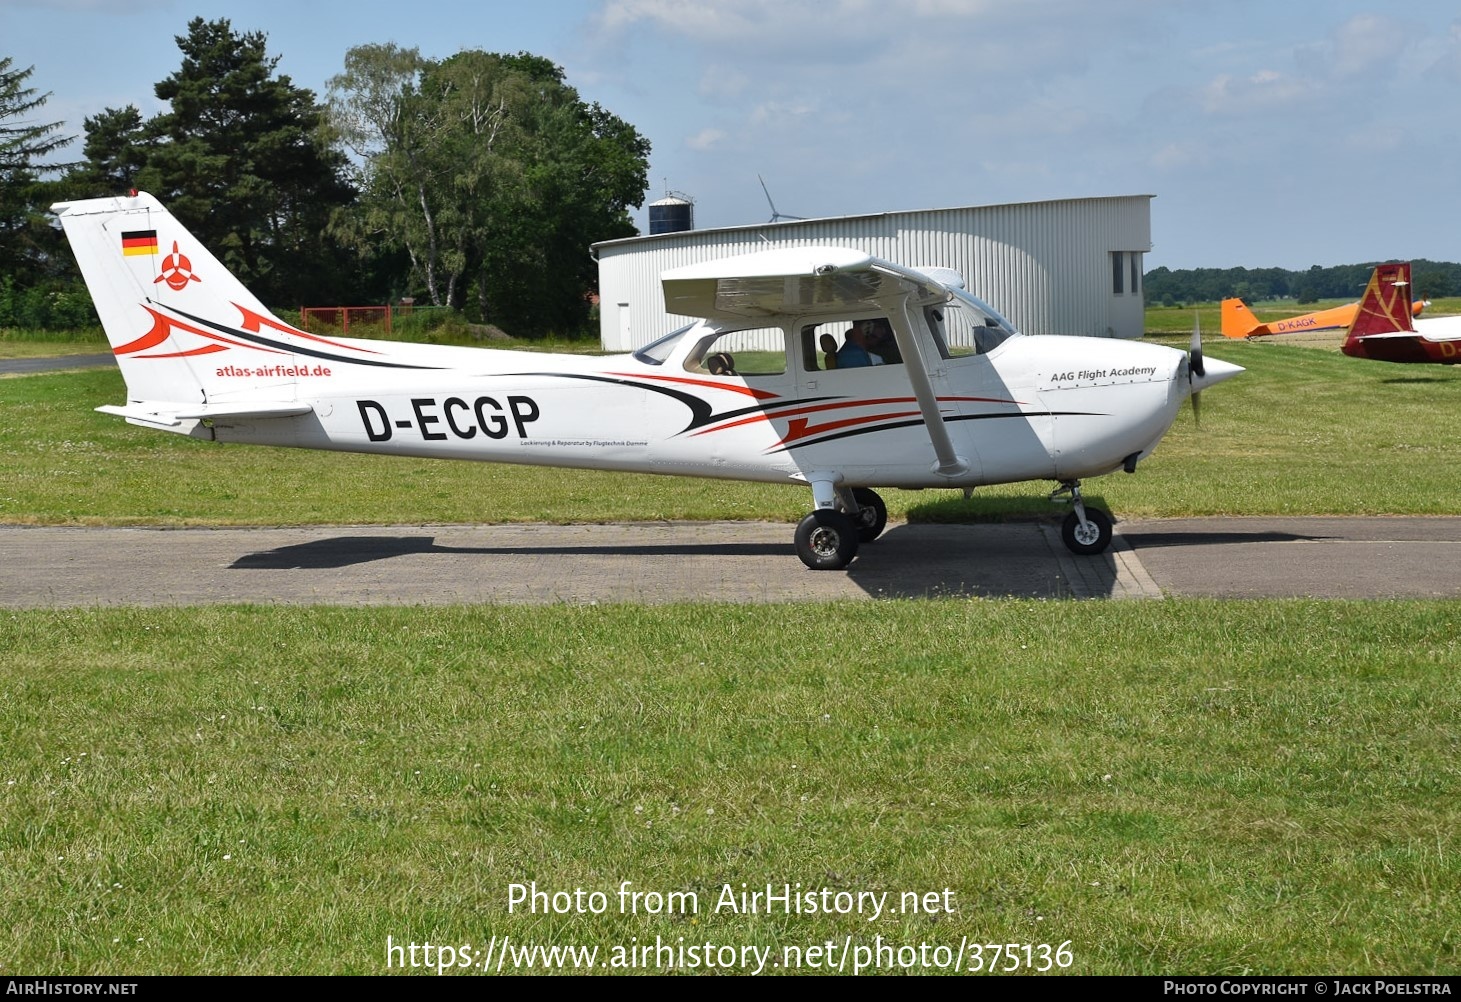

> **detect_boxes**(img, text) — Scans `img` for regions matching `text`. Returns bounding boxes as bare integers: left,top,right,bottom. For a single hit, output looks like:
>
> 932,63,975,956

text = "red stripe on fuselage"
234,304,385,354
605,371,781,400
779,410,924,445
690,394,1024,437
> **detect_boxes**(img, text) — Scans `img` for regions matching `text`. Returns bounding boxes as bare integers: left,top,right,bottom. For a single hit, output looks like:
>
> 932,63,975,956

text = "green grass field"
3,332,1460,526
2,602,1457,975
2,323,1459,976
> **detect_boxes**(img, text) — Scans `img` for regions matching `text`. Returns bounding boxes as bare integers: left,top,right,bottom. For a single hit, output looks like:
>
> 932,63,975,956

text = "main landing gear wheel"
795,510,860,570
1061,507,1113,556
843,487,888,543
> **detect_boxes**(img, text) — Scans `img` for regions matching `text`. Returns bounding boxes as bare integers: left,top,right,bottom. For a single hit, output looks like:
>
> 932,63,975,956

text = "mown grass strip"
1,601,1456,974
2,336,1459,526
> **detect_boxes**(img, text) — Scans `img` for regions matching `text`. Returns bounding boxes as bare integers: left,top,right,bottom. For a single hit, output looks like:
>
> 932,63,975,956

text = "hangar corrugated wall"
591,195,1152,351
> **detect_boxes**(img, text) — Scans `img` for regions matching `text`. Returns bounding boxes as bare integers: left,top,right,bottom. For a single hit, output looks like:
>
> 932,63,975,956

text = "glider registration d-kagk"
1221,287,1425,339
1341,262,1461,364
53,192,1241,570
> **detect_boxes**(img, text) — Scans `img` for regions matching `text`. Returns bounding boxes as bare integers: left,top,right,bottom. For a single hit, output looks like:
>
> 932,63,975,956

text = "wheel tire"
795,510,861,570
1061,508,1113,556
847,487,888,543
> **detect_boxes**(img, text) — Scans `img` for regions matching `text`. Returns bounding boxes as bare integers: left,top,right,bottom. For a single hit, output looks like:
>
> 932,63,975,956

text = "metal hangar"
591,194,1153,351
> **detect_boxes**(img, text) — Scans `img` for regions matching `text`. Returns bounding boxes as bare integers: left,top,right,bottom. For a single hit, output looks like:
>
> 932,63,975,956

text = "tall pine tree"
0,57,73,283
131,18,356,306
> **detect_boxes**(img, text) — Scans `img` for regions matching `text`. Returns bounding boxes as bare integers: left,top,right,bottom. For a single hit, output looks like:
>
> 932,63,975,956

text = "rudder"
52,192,300,408
1220,298,1265,339
1346,262,1415,341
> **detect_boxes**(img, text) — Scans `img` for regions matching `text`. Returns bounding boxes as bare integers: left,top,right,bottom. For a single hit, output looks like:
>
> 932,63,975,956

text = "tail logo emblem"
154,241,202,292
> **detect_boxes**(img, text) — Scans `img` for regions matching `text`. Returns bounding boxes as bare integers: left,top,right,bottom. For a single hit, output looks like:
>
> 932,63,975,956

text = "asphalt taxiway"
2,517,1459,607
0,353,114,376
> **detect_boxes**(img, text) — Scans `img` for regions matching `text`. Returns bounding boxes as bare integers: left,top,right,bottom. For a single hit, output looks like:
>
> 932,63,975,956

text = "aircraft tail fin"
1220,298,1265,339
1344,262,1415,345
51,192,392,425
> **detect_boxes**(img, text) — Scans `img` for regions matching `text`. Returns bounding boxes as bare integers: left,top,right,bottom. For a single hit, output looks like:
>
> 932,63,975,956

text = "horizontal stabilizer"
97,401,313,428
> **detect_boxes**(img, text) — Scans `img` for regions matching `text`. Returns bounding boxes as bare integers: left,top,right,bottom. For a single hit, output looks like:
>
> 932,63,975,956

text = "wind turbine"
758,175,806,223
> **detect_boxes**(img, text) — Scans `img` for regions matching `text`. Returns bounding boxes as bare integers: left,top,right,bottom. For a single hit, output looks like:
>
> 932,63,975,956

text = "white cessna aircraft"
53,192,1241,570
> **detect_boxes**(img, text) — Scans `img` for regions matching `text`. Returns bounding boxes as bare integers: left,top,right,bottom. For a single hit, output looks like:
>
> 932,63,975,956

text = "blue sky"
4,0,1459,270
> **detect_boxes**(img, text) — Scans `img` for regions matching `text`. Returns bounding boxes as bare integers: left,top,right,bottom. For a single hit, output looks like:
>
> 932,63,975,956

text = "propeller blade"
1189,315,1206,379
1189,315,1205,425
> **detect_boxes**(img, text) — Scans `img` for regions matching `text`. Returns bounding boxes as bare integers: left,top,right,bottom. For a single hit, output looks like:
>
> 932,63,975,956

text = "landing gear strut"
1051,480,1113,555
837,487,888,544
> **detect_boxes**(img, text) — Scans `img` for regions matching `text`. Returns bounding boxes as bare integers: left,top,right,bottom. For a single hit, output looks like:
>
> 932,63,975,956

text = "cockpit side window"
801,318,904,372
633,323,696,365
683,326,788,376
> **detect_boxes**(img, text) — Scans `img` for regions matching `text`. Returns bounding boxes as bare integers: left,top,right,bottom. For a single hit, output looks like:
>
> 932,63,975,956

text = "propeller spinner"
1183,315,1244,423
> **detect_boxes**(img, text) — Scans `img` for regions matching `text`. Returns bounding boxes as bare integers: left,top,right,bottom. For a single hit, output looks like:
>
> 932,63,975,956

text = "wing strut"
885,292,969,477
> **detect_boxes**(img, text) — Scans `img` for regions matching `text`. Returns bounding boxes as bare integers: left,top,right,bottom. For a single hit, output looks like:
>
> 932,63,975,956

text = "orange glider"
1221,286,1425,339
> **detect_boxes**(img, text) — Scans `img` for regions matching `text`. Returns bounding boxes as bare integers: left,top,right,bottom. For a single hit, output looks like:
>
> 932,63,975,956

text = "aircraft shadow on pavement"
226,528,1076,599
1121,529,1327,550
229,535,790,570
846,524,1078,599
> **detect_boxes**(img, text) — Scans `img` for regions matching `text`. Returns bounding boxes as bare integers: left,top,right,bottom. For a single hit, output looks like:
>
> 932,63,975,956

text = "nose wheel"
1052,479,1114,555
1061,507,1112,555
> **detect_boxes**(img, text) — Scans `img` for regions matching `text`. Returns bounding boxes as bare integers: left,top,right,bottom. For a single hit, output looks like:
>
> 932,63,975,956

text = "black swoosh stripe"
163,304,442,370
514,371,837,435
766,411,1106,453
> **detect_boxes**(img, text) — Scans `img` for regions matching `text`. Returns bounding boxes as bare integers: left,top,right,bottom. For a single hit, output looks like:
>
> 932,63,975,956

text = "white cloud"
1339,125,1405,153
1198,69,1316,116
685,127,727,151
748,98,817,128
1290,13,1410,85
4,0,171,9
1319,13,1409,79
698,65,752,100
1424,18,1461,84
1150,141,1207,171
595,0,1167,68
598,0,837,41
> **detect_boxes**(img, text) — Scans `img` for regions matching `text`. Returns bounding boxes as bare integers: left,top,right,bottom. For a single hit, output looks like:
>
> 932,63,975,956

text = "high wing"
662,247,948,318
662,247,971,476
663,248,969,475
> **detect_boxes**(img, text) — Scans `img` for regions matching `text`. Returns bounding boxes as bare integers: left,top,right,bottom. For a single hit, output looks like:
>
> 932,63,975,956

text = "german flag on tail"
121,230,158,256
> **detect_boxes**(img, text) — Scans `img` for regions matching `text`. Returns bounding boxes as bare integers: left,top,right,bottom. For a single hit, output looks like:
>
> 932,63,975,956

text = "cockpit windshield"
632,322,696,365
945,286,1021,353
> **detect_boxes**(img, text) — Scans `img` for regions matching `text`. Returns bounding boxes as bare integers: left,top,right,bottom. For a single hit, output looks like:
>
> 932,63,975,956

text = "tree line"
1145,260,1461,307
0,18,650,336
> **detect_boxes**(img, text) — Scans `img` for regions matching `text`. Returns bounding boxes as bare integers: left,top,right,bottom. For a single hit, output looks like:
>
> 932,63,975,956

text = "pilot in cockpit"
865,317,901,364
839,318,901,368
837,321,879,368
